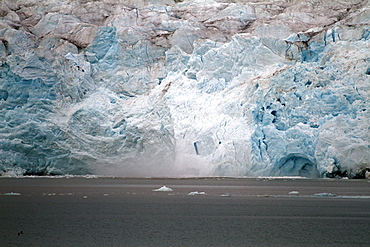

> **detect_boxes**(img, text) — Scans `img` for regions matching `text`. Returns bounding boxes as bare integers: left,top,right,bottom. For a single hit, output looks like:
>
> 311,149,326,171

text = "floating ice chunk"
3,192,21,196
188,191,206,195
289,191,300,195
153,186,173,192
314,193,336,197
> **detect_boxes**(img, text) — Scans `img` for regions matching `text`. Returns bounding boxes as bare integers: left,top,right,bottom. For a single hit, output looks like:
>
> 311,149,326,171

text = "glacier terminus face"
0,0,369,178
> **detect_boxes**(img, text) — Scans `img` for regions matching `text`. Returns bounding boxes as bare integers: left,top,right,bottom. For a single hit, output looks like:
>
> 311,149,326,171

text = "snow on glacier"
0,0,369,178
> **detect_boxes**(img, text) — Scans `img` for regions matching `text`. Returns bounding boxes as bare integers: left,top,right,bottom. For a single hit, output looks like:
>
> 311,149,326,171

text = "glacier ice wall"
0,0,369,177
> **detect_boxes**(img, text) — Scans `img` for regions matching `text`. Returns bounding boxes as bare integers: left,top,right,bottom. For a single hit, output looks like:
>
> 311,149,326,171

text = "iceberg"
314,193,336,197
187,191,206,196
153,186,174,192
3,192,21,196
0,0,369,178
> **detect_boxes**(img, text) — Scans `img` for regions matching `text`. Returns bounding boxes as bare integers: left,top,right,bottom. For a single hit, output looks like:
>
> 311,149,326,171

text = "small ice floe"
3,192,21,196
152,186,173,192
289,191,300,196
221,193,232,197
314,193,336,197
187,191,206,196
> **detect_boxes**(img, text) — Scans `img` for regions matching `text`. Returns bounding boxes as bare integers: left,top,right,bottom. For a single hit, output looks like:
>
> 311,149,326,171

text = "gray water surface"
1,177,369,246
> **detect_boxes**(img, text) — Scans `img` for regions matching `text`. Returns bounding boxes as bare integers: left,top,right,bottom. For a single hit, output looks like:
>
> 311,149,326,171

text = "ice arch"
273,153,319,178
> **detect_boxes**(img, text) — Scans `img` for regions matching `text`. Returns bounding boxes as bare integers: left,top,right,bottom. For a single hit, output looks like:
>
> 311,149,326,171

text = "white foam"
257,176,308,180
338,196,370,199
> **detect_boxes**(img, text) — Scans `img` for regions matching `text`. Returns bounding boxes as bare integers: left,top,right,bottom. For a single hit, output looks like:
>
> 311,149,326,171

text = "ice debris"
153,186,174,192
187,191,206,196
288,191,300,196
314,193,336,197
3,192,21,196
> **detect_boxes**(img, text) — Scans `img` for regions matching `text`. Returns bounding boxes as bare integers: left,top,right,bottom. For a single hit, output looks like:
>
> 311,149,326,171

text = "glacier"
0,0,369,178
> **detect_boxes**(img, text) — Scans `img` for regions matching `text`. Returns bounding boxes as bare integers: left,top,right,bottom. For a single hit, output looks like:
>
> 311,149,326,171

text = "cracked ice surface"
0,0,369,178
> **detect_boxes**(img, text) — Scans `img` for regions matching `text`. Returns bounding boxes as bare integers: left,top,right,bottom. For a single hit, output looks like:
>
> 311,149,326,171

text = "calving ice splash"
0,0,369,178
